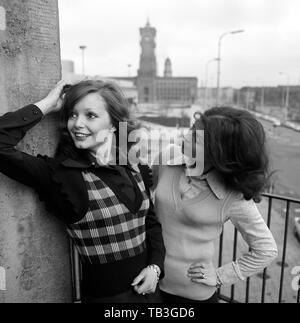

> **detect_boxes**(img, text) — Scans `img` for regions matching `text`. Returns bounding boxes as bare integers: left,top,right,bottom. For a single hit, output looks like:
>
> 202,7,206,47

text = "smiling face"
67,92,113,154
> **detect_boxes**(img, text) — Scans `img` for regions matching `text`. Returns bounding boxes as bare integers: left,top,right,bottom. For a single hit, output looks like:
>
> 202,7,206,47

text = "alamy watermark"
93,124,204,176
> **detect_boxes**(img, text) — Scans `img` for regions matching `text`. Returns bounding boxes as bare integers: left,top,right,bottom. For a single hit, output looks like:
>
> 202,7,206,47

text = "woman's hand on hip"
131,267,159,295
187,262,218,287
35,80,68,115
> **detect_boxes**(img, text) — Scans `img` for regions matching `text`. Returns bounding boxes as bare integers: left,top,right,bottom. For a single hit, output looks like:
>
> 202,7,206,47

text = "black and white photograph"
0,0,299,306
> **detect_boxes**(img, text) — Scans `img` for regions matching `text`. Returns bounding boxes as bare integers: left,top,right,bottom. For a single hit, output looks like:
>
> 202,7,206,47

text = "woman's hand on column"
35,80,68,115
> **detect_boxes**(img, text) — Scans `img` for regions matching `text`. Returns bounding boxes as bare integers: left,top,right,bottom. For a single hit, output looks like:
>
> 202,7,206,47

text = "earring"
110,127,116,133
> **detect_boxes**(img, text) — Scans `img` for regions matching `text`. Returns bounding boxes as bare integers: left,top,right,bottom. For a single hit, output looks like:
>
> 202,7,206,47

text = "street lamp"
279,72,289,123
216,29,244,107
79,45,87,75
257,78,265,112
204,58,218,109
260,83,265,112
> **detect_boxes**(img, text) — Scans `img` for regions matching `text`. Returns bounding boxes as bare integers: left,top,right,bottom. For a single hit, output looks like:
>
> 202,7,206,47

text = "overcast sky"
58,0,300,88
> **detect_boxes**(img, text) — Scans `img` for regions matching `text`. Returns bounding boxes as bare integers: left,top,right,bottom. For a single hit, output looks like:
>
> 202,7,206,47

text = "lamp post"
257,78,265,112
79,45,87,75
260,83,265,112
216,29,244,107
279,72,290,123
204,58,218,109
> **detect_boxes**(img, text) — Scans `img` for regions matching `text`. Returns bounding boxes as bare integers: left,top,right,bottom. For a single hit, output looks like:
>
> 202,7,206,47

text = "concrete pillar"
0,0,72,302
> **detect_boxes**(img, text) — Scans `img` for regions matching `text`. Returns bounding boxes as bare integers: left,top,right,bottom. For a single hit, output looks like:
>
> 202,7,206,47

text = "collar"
164,145,226,200
199,170,226,200
61,151,137,172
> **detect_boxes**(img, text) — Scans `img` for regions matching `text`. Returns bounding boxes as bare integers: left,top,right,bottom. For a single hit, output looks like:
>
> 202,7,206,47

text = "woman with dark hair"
56,80,138,162
153,107,277,303
0,80,165,303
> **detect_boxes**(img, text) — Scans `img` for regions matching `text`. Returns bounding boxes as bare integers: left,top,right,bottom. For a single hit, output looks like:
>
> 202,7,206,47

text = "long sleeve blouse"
0,105,165,297
153,149,277,300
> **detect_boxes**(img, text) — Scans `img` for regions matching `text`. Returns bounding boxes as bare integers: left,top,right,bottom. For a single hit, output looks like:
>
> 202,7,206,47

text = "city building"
113,20,198,105
62,20,199,126
61,61,138,108
236,86,300,122
197,86,235,109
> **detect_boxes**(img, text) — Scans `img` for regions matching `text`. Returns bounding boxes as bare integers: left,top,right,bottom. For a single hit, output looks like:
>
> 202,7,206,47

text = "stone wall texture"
0,0,72,303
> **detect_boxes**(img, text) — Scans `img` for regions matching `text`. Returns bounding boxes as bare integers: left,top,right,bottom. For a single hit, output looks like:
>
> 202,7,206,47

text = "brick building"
114,20,198,105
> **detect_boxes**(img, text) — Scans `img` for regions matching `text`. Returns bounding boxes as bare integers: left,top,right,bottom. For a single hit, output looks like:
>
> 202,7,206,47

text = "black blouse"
0,104,166,297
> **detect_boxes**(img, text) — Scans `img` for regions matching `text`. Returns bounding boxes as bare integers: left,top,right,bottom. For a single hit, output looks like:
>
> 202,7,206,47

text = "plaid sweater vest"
66,169,150,264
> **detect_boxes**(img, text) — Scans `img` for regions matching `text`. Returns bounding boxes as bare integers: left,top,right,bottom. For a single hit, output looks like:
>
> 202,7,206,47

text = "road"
260,119,300,200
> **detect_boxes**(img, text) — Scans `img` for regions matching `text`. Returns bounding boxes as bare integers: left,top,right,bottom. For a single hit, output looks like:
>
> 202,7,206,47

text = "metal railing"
218,192,300,303
69,192,300,303
69,239,82,303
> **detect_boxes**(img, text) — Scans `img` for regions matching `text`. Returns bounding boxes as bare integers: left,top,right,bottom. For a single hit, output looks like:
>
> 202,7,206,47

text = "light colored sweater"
154,164,278,301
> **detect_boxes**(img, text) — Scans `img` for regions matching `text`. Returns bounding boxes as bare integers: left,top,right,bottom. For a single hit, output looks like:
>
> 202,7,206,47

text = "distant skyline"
58,0,300,88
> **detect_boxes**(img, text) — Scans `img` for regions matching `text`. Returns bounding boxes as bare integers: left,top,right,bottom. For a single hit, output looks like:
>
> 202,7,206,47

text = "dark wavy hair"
193,107,270,202
55,80,138,160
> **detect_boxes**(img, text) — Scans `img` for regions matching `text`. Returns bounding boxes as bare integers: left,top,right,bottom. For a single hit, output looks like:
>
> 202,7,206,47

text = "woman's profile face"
67,92,113,154
183,119,205,157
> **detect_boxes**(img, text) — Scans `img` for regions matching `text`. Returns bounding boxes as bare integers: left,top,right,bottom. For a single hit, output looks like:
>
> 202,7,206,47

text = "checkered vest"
66,168,150,264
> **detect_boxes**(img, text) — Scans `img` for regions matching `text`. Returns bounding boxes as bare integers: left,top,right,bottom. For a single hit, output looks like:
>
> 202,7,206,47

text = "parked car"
294,217,300,241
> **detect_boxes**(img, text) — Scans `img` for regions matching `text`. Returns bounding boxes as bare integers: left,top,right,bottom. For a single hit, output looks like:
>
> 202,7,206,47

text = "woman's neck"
203,166,214,176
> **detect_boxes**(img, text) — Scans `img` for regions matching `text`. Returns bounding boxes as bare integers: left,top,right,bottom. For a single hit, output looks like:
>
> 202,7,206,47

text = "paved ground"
261,119,300,199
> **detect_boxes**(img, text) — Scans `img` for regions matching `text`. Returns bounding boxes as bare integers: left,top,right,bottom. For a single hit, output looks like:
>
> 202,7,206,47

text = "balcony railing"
218,193,300,303
69,192,300,303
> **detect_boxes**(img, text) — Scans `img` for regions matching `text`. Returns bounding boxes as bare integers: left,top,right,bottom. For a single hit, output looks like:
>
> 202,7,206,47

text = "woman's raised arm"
0,80,67,190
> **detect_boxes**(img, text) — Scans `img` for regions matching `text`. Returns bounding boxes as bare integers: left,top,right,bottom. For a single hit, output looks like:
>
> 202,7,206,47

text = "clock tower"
138,19,157,77
137,19,157,102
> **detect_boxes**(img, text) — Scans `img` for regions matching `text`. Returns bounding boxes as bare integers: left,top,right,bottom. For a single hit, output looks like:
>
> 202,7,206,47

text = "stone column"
0,0,72,303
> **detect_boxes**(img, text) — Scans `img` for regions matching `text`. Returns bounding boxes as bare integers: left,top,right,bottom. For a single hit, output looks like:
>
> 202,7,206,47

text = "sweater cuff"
148,257,165,280
19,104,44,122
216,261,245,285
31,105,45,118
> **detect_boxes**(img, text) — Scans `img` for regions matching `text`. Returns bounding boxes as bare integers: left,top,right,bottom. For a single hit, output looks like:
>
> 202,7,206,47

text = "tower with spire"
113,19,198,105
138,18,157,77
164,58,173,78
137,19,157,102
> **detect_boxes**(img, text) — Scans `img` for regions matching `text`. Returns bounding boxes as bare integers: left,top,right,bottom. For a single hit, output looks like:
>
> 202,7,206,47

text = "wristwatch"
148,264,161,280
